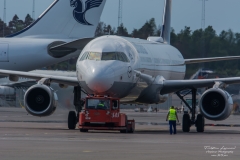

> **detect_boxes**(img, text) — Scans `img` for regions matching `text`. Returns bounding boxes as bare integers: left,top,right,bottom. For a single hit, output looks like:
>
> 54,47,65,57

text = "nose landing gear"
68,86,83,130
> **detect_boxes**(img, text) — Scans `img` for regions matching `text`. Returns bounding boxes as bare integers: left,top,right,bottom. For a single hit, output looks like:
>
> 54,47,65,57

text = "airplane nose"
85,64,115,93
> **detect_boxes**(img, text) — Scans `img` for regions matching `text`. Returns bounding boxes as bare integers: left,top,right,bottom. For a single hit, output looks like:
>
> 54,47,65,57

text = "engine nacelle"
199,88,233,121
24,84,58,117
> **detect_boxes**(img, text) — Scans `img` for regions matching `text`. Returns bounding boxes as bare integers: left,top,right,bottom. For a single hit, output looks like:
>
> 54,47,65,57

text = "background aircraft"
0,70,76,107
0,0,106,75
0,0,240,133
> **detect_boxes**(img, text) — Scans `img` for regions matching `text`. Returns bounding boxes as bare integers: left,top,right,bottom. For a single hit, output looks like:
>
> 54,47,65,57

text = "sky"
0,0,240,34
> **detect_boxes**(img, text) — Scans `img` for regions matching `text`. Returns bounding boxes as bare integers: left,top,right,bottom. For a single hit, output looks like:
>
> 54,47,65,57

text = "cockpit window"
102,52,117,61
117,53,125,62
79,52,88,61
118,52,129,62
86,52,101,61
79,52,130,62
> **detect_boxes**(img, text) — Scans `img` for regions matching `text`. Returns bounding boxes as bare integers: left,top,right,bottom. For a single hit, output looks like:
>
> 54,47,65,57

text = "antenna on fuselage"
160,0,172,44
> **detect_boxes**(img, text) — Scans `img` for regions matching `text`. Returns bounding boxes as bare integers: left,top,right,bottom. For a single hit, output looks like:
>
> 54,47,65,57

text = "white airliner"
0,0,105,73
0,0,240,133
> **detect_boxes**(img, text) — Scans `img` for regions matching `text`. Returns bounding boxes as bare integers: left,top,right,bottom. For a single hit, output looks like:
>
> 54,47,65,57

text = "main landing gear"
68,111,77,130
68,86,83,130
176,88,205,133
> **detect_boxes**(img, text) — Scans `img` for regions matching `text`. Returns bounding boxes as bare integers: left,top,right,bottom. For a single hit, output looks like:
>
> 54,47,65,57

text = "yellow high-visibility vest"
98,103,104,107
168,109,177,121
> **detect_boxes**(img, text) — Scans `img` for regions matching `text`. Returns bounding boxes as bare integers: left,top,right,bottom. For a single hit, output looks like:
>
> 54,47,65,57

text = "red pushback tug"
78,96,135,133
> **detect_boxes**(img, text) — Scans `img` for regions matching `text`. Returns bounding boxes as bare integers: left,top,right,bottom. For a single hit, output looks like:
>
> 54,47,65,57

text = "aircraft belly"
79,68,185,103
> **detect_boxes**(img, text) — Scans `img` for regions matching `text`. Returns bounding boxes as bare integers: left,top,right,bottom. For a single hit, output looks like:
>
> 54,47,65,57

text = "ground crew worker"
97,101,105,108
166,106,179,135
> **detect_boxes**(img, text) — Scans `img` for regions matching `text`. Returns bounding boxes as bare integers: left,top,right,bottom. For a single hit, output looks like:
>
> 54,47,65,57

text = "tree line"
1,14,240,78
0,14,34,37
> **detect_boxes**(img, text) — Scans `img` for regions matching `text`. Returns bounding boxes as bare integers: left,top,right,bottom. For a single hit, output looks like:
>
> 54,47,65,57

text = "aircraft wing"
160,77,240,95
134,70,240,94
0,69,79,86
184,56,240,65
157,56,240,66
1,69,240,95
1,80,37,88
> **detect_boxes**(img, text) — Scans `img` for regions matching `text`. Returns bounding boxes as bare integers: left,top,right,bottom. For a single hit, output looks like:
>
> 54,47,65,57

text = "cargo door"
0,44,9,62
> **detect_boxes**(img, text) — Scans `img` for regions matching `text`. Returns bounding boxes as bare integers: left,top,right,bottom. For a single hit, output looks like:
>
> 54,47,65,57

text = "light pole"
3,0,6,37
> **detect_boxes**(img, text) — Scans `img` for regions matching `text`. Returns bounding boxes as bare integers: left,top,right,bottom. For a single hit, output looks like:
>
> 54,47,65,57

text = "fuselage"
77,36,186,103
0,38,80,72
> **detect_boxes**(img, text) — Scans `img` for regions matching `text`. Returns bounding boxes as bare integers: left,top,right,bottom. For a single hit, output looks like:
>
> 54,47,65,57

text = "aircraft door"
0,44,9,62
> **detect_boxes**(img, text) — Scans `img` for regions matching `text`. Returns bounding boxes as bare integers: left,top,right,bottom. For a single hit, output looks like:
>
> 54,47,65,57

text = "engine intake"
24,84,58,117
199,88,233,121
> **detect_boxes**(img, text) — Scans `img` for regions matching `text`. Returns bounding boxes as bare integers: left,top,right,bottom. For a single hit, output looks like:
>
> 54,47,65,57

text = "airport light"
118,0,123,27
3,0,6,37
32,0,35,21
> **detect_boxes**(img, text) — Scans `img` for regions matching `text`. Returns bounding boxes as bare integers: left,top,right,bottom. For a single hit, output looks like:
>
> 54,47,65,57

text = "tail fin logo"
70,0,103,26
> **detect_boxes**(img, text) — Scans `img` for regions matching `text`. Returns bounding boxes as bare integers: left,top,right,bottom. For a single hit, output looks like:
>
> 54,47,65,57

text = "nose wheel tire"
182,114,191,132
68,111,77,130
195,114,205,132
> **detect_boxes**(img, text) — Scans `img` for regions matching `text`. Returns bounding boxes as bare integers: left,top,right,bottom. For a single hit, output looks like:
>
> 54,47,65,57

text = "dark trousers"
169,120,176,134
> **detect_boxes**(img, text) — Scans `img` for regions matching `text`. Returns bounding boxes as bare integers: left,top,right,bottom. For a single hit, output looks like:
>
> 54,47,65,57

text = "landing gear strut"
176,88,205,132
68,86,82,130
74,86,82,114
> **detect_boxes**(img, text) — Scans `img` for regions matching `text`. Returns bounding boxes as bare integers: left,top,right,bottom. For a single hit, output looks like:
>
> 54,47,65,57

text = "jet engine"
24,84,58,117
199,88,233,121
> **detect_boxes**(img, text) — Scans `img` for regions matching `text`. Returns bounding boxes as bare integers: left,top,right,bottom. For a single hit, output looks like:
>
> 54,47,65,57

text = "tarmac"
0,107,240,160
